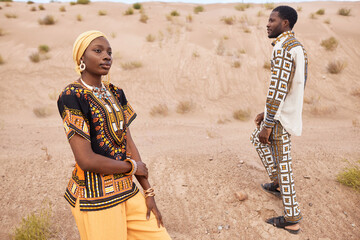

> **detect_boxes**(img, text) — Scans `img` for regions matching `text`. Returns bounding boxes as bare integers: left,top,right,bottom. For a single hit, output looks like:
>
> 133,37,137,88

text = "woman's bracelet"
124,159,138,175
144,187,155,198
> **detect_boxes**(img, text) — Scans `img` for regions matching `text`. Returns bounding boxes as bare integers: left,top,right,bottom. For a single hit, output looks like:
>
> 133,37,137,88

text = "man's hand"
254,112,264,128
259,127,272,144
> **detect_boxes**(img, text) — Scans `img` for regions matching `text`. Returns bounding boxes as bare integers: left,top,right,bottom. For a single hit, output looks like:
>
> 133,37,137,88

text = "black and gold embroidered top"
57,81,138,211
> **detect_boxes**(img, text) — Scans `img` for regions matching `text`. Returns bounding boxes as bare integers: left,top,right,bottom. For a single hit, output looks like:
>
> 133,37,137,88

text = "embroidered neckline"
271,31,295,46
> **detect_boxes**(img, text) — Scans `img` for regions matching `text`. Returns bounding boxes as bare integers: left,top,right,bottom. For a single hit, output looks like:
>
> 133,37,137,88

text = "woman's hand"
135,161,148,179
145,197,164,228
254,112,264,128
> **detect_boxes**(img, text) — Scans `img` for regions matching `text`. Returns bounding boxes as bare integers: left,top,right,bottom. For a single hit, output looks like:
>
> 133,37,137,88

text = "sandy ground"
0,1,359,239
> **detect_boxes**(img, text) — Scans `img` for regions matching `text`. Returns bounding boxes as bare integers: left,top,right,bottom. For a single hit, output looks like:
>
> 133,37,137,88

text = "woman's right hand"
135,161,148,179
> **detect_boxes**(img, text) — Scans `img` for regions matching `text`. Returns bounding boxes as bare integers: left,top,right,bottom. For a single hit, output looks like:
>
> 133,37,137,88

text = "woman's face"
81,36,112,76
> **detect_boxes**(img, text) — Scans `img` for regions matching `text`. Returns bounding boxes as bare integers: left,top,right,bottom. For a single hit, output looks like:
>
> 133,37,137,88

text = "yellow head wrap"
72,30,108,75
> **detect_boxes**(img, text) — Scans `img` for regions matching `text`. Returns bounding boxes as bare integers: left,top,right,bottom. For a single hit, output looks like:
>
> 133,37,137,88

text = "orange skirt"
71,191,171,240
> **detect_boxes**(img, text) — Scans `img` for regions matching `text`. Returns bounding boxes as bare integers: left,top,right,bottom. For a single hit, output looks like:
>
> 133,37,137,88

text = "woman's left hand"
145,196,164,228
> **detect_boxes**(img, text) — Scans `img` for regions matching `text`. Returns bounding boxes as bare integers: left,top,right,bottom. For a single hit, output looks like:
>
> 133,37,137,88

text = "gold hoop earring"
79,60,86,72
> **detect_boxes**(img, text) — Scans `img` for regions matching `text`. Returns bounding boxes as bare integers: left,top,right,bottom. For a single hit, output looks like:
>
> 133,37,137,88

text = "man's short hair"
273,5,298,29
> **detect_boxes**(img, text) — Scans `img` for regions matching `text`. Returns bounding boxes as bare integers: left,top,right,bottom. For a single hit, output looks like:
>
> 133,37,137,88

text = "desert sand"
0,1,359,239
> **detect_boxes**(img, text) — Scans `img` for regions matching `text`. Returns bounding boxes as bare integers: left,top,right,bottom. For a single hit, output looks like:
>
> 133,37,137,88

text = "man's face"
266,11,285,38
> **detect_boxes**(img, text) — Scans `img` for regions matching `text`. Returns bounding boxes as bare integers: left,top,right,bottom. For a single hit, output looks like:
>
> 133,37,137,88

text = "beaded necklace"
80,78,111,100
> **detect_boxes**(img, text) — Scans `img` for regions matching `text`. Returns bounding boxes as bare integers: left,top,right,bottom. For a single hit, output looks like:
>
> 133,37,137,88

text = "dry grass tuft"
38,44,50,53
121,61,142,70
133,3,142,10
170,10,180,16
338,8,351,16
59,6,66,12
324,18,330,24
264,3,275,10
194,5,204,14
140,13,148,23
186,13,193,23
0,55,4,65
243,27,251,33
337,164,360,191
297,6,302,12
70,1,76,6
150,104,168,116
176,101,192,114
76,14,82,21
38,15,55,25
221,16,235,25
30,6,36,11
353,119,360,128
33,106,52,117
316,8,325,15
327,60,346,74
309,13,317,19
263,61,271,70
232,60,241,68
0,28,5,36
38,4,45,10
124,7,134,15
5,13,17,18
29,52,40,63
146,34,155,42
235,3,251,11
27,0,34,4
320,37,338,51
12,206,54,240
77,0,90,4
98,10,107,16
238,48,246,54
233,109,251,121
192,51,200,58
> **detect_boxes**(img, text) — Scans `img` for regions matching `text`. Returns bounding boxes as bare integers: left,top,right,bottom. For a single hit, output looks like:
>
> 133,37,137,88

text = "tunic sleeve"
109,84,137,127
57,86,91,142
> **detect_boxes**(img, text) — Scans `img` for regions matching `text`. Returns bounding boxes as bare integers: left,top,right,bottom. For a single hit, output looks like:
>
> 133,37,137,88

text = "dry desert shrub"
38,44,50,53
192,51,200,58
186,13,192,23
238,48,246,54
29,52,40,63
98,10,107,16
70,1,76,6
337,164,360,191
235,3,251,11
324,18,330,24
351,88,360,97
27,0,34,4
38,4,45,10
243,27,251,33
309,13,317,19
0,54,4,65
338,8,351,16
264,3,275,10
5,13,17,18
233,109,250,121
320,37,338,51
33,106,52,117
170,10,180,16
133,3,142,10
146,34,155,42
110,32,116,38
0,28,5,36
221,16,235,25
232,60,241,68
59,6,66,12
140,13,148,23
297,6,302,12
121,61,142,70
263,61,271,70
176,101,192,114
150,104,168,116
327,60,346,74
0,0,12,2
5,2,11,7
12,206,54,240
316,9,325,15
76,14,82,21
77,0,90,4
194,5,204,14
30,6,36,11
124,7,134,15
38,15,55,25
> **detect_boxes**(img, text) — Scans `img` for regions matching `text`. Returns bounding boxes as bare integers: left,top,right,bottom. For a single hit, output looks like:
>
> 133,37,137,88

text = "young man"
250,6,308,234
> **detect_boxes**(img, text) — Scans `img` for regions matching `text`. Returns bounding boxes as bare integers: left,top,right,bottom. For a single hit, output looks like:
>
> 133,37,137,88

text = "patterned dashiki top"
57,81,138,211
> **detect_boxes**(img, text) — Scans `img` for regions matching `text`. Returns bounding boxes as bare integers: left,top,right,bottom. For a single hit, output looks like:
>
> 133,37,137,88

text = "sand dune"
0,1,359,239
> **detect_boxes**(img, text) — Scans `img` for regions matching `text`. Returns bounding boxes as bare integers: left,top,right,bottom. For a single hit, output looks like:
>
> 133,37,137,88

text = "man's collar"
271,30,295,46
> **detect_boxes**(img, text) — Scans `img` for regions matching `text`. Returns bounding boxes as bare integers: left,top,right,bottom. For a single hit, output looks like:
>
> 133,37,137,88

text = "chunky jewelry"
80,78,111,100
79,60,86,72
144,187,155,198
124,159,138,175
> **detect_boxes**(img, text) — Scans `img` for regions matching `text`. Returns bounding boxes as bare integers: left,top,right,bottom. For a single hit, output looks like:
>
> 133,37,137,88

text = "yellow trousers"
71,192,172,240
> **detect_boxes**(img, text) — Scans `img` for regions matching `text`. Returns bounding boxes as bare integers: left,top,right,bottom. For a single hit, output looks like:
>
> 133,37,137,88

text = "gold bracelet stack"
144,187,155,198
124,159,138,175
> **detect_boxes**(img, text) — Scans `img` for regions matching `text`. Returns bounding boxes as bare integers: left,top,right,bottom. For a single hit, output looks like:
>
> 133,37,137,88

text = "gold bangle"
144,187,155,198
124,159,135,175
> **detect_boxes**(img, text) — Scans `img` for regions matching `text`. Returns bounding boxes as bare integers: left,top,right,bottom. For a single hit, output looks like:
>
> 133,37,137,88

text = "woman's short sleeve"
57,86,91,142
109,84,137,127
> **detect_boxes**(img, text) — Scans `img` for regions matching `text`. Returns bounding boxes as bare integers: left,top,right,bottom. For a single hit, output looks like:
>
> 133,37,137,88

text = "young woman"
57,30,171,240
